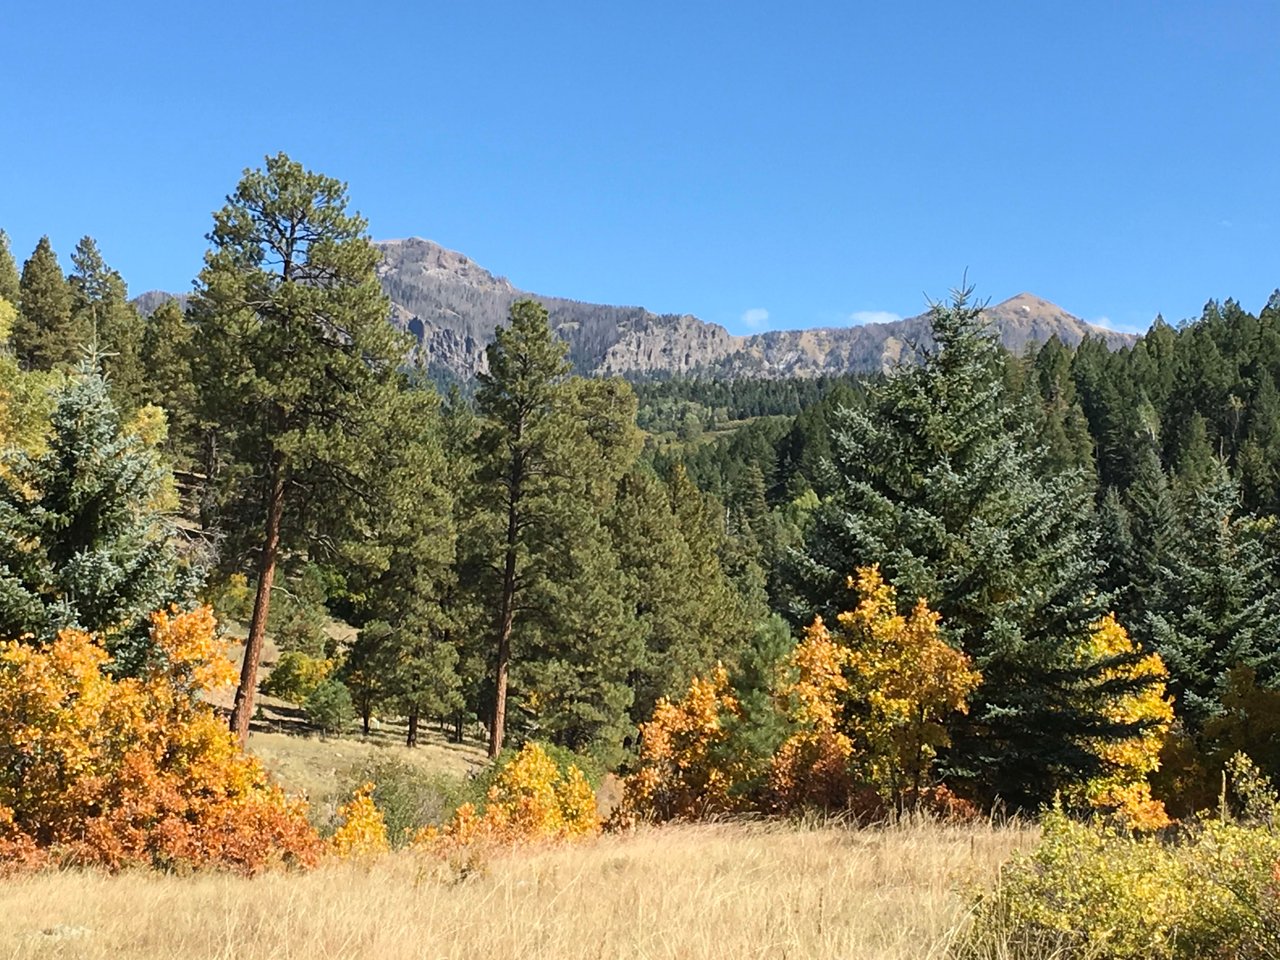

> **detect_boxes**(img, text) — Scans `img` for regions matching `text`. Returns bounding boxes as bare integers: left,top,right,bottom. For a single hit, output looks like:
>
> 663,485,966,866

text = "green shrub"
338,757,473,847
207,572,254,624
963,756,1280,960
262,650,332,703
305,678,354,736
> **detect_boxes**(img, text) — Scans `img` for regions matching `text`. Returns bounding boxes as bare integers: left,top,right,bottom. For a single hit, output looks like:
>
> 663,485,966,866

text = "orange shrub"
617,665,746,823
417,742,598,850
0,607,320,872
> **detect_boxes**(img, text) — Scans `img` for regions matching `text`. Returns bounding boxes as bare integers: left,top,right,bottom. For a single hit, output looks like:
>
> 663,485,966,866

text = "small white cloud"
849,310,902,326
1090,315,1114,329
741,307,770,330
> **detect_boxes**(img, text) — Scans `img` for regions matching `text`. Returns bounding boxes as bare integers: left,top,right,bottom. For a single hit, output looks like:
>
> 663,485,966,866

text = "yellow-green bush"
964,756,1280,960
261,650,332,703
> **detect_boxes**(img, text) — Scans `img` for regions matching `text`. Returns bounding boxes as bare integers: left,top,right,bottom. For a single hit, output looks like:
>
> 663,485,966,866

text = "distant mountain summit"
136,238,1135,380
377,238,1134,380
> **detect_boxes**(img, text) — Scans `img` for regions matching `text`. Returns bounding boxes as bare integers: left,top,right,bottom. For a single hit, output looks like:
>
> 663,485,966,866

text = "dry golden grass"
0,819,1032,960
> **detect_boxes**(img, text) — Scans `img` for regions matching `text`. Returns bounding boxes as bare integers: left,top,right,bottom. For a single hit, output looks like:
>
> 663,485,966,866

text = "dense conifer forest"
4,156,1280,822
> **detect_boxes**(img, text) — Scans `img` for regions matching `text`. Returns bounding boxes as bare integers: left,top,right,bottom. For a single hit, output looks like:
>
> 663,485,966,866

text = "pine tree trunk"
229,454,286,746
361,703,371,737
489,585,515,759
407,707,419,747
454,711,463,744
488,489,520,759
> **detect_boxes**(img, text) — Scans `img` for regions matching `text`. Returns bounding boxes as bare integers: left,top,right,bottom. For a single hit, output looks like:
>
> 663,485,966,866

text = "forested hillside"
4,154,1280,867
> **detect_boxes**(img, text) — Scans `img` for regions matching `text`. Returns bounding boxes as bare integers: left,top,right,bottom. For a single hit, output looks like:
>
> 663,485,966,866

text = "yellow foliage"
839,567,981,803
0,354,56,460
0,607,319,872
124,402,170,449
329,783,390,859
772,567,980,812
769,618,856,810
968,800,1280,959
1070,614,1174,830
0,297,14,344
618,665,745,822
418,743,599,851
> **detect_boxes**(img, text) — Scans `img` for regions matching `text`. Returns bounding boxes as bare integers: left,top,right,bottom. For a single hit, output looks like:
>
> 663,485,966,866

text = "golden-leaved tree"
772,567,981,812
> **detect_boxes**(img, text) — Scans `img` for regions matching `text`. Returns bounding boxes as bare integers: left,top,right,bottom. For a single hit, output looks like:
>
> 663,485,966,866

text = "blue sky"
2,1,1277,335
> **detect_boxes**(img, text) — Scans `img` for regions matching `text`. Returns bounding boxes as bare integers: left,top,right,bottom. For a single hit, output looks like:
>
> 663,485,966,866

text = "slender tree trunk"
361,703,371,737
407,707,419,747
488,488,520,758
454,711,463,744
229,454,286,746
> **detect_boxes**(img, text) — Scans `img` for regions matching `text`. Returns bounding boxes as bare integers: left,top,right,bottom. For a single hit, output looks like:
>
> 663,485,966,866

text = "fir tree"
0,361,199,672
139,299,198,465
787,287,1139,807
69,237,145,412
14,236,82,371
607,466,748,724
1148,463,1280,731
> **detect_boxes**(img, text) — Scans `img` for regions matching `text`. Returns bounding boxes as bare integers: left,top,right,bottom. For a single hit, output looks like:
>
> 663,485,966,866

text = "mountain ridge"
135,237,1137,381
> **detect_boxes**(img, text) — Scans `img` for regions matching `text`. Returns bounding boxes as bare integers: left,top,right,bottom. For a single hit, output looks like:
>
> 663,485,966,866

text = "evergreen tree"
787,287,1137,807
1148,464,1280,731
1098,447,1181,654
191,153,411,744
607,465,749,727
0,230,20,308
470,300,648,760
0,361,199,672
471,298,573,757
139,299,198,465
347,384,460,747
69,237,145,412
14,236,82,371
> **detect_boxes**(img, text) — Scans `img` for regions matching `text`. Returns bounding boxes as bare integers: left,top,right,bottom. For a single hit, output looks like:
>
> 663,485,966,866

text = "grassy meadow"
0,819,1032,960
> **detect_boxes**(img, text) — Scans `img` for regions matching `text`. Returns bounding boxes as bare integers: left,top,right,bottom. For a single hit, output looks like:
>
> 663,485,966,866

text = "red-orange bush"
0,607,320,872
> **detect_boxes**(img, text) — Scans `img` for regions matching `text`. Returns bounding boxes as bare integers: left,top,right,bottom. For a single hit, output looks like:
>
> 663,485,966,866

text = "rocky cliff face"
137,238,1136,380
377,238,1135,380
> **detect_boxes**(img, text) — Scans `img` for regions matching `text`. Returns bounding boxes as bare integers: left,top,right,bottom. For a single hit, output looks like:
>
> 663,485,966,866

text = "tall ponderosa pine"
191,154,410,744
787,287,1140,807
14,236,83,371
470,300,649,760
0,362,198,672
472,298,573,757
69,237,145,413
1148,463,1280,731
